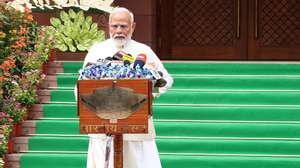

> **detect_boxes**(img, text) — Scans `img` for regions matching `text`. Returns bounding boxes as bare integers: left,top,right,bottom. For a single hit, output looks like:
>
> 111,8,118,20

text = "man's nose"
116,26,123,33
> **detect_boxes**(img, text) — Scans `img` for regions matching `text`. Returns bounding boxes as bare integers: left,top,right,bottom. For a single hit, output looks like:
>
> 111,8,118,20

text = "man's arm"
147,47,173,95
74,44,99,101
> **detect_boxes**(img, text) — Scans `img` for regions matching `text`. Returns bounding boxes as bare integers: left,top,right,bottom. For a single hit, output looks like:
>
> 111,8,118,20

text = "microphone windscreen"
86,62,95,67
133,53,147,69
123,53,135,66
154,78,167,87
112,51,126,60
105,57,113,61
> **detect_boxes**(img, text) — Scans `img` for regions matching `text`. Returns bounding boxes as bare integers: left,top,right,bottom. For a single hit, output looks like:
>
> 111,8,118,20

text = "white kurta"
75,39,173,168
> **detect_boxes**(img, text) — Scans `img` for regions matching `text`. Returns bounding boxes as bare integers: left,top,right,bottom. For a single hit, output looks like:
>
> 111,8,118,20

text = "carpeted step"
20,136,300,156
46,89,300,106
156,91,300,106
30,104,77,119
155,121,300,138
164,62,300,75
23,120,300,139
58,61,300,75
154,106,300,122
14,153,300,168
38,104,300,122
45,75,300,91
160,155,300,168
20,153,86,168
27,136,88,152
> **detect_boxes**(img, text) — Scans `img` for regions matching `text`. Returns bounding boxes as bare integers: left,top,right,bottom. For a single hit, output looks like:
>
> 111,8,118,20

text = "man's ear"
132,22,136,32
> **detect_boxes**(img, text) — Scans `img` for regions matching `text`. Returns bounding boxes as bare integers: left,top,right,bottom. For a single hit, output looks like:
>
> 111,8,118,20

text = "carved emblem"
80,82,147,120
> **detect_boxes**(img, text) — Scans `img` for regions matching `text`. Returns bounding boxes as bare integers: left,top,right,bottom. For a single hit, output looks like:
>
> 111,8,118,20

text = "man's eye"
111,25,128,29
120,25,128,29
112,25,118,29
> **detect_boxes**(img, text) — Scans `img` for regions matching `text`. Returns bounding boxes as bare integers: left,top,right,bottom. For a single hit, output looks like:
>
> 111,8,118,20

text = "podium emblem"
80,81,148,120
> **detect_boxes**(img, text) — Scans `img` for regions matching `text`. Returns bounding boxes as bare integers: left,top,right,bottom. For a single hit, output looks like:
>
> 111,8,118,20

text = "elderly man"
79,7,173,168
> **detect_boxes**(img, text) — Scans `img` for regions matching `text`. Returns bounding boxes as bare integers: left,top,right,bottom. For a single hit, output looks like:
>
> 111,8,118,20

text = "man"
79,7,173,168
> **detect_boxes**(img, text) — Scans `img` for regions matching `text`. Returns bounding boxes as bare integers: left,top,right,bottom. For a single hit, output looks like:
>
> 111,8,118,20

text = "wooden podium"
77,79,152,168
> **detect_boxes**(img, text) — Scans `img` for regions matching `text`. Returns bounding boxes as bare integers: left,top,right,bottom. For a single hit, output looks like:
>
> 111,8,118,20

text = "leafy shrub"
49,9,105,52
0,2,51,164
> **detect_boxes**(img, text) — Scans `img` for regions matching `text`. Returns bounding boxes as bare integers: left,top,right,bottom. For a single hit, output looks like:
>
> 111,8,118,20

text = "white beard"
110,32,132,49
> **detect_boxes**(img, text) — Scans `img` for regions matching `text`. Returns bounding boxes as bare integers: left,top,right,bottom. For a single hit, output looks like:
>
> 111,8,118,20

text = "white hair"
109,7,134,24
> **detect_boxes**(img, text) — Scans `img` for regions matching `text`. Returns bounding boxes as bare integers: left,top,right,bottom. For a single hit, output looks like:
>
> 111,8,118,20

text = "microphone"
123,53,135,66
155,78,167,87
105,57,113,61
147,67,167,88
133,53,147,69
95,57,113,67
109,51,126,66
112,51,126,60
154,71,167,87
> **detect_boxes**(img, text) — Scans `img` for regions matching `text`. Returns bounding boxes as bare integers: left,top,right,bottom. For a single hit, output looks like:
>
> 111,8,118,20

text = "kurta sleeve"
147,47,173,96
74,44,99,101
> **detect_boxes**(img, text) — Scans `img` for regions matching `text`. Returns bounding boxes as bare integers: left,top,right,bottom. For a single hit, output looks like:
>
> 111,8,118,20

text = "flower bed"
0,1,110,167
0,2,53,166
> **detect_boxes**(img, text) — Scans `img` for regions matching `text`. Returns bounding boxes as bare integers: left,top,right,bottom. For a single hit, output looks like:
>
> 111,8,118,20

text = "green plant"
0,158,3,168
2,98,27,123
35,26,55,62
0,3,50,163
0,125,12,159
49,9,105,52
0,3,37,63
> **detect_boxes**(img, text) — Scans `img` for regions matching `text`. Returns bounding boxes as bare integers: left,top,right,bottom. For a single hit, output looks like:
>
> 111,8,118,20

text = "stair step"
31,104,300,122
156,91,300,106
21,120,300,139
7,153,300,168
153,106,300,122
13,136,300,156
41,75,300,90
29,104,77,119
43,89,300,106
51,61,300,75
160,155,300,168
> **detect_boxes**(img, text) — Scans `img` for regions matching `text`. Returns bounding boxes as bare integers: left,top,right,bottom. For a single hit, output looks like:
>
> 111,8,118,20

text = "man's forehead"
110,12,132,23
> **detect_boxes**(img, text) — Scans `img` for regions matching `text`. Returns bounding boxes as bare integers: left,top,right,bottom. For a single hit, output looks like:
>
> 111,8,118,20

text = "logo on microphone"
133,53,147,69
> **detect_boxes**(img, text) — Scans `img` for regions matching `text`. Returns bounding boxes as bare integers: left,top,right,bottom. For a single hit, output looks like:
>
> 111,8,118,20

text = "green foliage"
35,26,55,63
0,158,3,168
49,9,105,52
2,98,27,123
0,126,12,158
0,3,38,63
0,2,51,164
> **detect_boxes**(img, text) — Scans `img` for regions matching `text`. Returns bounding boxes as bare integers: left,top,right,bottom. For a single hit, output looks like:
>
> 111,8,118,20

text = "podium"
77,79,152,168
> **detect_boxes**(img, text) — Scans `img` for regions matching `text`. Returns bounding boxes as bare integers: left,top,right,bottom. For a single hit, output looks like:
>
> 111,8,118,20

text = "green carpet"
57,75,300,90
27,136,300,155
50,90,300,105
20,153,300,168
62,62,300,75
19,62,300,168
33,120,300,138
43,104,300,121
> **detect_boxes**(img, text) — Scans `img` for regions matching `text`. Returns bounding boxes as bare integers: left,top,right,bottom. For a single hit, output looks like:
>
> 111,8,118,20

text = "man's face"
109,12,135,47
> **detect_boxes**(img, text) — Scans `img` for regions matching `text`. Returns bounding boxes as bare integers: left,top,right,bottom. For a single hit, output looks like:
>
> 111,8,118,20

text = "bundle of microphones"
79,51,167,88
